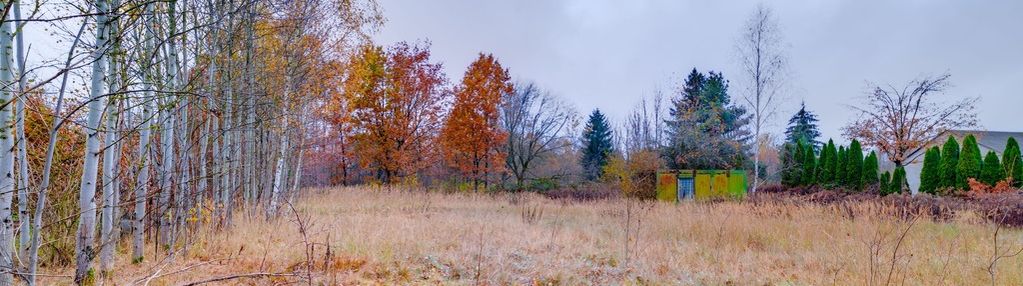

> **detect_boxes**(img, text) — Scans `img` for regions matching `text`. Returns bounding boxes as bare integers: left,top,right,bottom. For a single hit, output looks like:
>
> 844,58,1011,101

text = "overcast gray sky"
371,0,1023,143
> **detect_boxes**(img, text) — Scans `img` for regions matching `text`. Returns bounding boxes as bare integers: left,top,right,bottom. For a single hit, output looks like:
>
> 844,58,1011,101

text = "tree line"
919,135,1022,194
780,101,1014,196
3,0,383,283
1,1,995,284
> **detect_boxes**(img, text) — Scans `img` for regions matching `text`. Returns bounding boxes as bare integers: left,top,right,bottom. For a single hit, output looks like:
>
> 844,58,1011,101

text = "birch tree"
0,2,17,283
13,0,32,264
98,0,123,272
738,4,787,193
130,0,158,263
74,0,111,282
0,0,384,282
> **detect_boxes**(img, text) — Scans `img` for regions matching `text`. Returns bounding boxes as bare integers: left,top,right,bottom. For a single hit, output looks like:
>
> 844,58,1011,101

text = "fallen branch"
181,272,298,285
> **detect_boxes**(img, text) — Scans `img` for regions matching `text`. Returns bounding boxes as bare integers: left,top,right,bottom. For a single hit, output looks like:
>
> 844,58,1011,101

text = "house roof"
903,129,1023,164
943,129,1023,153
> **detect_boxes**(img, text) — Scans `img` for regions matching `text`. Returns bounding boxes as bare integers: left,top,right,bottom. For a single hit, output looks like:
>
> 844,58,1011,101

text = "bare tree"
624,93,664,156
738,4,787,193
843,74,978,167
501,82,577,188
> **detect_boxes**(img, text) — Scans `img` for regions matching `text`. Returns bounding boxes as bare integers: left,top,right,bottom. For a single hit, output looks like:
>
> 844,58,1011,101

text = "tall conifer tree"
821,139,838,185
581,109,614,180
956,134,982,190
940,137,960,189
890,167,907,194
836,146,848,186
863,151,880,187
920,147,942,194
784,102,822,149
1003,137,1022,187
816,139,832,183
846,140,864,189
802,143,816,186
981,151,1004,186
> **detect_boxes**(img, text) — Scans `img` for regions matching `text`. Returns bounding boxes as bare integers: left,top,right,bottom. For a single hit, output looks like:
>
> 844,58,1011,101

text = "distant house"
900,130,1023,193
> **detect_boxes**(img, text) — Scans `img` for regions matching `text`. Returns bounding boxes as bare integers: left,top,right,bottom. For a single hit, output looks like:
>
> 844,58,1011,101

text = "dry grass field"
47,186,1023,285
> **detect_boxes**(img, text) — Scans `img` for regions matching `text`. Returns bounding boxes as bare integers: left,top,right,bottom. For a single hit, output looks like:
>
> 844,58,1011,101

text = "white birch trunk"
268,83,291,216
0,5,17,284
132,97,153,263
158,0,179,249
13,0,32,262
74,0,110,281
98,89,118,275
268,128,289,216
131,3,157,262
290,106,307,195
98,0,122,271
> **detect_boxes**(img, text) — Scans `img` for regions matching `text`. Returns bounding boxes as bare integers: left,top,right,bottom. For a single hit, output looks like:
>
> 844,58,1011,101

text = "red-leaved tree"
441,53,513,191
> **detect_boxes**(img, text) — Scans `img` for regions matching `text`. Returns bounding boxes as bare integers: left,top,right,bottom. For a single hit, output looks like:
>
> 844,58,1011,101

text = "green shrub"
889,167,907,195
817,139,834,183
836,146,848,186
940,137,960,189
981,151,1004,186
879,171,891,195
793,140,807,186
919,146,942,194
777,143,802,187
802,143,817,186
846,140,864,190
1003,137,1022,188
821,139,838,185
956,135,982,190
863,151,879,187
528,177,559,192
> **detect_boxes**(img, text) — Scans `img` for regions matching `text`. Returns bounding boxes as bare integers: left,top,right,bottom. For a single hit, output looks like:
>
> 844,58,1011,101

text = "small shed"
656,170,747,202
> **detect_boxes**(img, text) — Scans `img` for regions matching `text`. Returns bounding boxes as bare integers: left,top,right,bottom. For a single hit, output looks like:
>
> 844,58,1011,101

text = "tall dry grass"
46,186,1023,285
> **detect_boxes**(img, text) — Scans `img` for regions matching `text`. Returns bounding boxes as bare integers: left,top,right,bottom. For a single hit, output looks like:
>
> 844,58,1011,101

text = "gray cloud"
372,0,1023,142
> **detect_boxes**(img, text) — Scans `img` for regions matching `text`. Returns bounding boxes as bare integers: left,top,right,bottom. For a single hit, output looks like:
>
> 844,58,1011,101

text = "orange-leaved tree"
337,42,448,184
441,53,513,191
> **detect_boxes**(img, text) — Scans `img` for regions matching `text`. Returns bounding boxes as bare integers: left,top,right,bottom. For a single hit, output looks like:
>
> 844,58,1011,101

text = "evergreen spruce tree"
940,137,960,189
802,143,817,186
784,102,823,149
663,69,751,170
846,140,864,190
879,171,891,195
1003,137,1022,188
580,109,614,180
981,151,1004,186
956,135,982,190
836,146,848,186
919,147,942,194
863,151,880,187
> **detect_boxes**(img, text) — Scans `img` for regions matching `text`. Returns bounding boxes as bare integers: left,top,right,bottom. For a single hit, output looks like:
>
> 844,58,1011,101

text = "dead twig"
286,199,315,286
181,272,299,285
986,215,1023,285
473,226,486,286
883,215,918,286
